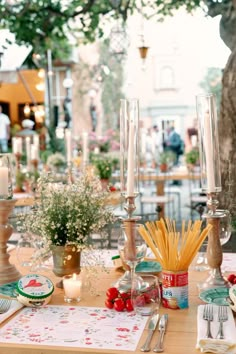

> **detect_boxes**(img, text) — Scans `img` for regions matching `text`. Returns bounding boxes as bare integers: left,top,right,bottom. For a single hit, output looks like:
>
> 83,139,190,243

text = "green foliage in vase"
46,153,66,169
17,171,115,248
185,148,199,165
15,170,26,189
159,151,176,165
91,155,113,180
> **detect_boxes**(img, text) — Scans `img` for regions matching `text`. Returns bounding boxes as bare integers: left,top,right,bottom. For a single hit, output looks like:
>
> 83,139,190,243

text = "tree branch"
204,0,230,18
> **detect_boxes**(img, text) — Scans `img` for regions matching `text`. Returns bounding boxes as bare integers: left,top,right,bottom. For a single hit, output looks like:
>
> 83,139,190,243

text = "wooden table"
0,251,234,354
139,170,201,218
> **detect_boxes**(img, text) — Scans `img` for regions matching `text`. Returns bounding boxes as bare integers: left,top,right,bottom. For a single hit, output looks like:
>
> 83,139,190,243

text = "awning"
0,29,32,82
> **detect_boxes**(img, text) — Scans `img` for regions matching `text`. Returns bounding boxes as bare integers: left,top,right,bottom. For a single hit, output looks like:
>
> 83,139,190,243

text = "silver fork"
0,299,12,314
216,306,228,339
203,304,213,339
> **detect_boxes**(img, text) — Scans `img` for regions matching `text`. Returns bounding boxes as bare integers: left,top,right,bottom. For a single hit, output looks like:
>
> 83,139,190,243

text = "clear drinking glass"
131,275,161,316
16,233,36,267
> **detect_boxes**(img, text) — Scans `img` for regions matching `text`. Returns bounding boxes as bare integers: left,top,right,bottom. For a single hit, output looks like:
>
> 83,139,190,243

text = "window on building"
160,66,175,89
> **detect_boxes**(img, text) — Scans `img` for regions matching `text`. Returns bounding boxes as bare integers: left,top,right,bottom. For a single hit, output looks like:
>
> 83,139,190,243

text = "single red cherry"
106,287,119,301
105,299,114,309
125,298,134,312
120,292,131,300
227,274,236,283
114,298,125,312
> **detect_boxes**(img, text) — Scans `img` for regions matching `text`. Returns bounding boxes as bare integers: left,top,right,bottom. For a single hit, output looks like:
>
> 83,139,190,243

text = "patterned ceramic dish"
136,261,162,274
16,274,54,307
199,287,229,306
229,285,236,312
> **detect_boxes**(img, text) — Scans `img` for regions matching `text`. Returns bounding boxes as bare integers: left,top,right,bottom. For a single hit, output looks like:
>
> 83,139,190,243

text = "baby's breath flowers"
17,171,115,250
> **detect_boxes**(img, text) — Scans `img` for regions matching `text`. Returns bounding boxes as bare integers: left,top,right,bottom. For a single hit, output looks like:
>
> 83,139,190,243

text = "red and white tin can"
162,270,188,309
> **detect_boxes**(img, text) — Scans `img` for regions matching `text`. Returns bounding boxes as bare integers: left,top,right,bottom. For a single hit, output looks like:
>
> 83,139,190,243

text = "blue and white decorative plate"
135,261,162,274
199,287,230,306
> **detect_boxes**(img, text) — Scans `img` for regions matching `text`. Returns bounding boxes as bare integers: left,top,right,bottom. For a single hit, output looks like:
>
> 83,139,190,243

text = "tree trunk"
218,48,236,221
215,3,236,223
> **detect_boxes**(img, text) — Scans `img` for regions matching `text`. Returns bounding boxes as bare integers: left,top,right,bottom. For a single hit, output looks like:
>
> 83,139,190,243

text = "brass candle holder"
201,193,229,289
0,199,21,284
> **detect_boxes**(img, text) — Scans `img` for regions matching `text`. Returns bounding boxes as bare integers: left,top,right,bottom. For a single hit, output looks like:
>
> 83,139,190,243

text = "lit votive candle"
63,274,81,303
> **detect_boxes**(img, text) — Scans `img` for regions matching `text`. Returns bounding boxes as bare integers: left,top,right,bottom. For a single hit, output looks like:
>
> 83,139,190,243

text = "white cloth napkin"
196,304,236,353
0,300,24,324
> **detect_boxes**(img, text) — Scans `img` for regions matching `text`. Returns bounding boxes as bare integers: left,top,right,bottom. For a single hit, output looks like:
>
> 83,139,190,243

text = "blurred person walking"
0,105,10,152
164,126,183,165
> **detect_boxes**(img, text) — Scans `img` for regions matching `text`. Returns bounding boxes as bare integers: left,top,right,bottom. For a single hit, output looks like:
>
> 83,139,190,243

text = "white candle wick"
82,132,89,163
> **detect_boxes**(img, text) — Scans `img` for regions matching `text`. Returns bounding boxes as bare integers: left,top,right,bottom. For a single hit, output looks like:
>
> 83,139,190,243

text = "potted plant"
91,155,113,185
185,148,199,171
17,171,115,278
14,170,26,193
158,151,176,172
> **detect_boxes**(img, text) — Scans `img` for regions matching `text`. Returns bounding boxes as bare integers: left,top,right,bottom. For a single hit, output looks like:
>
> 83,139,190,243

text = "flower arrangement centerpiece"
91,155,113,180
76,130,120,156
17,170,115,277
46,152,66,172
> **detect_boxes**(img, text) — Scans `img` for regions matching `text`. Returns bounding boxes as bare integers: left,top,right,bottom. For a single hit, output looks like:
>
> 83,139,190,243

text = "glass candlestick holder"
114,221,147,292
198,193,230,290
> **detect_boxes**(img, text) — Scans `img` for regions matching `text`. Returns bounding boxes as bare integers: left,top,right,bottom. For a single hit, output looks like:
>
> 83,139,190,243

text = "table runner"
0,305,147,351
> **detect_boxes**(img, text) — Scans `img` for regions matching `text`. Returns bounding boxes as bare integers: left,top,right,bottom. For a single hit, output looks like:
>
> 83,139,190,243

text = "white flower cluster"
47,153,66,168
17,171,115,249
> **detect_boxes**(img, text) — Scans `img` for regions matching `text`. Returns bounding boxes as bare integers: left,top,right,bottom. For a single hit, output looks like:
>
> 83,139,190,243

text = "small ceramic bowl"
229,284,236,312
16,274,54,307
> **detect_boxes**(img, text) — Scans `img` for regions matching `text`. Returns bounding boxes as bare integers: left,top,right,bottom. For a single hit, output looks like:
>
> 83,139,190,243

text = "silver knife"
140,313,159,352
153,314,168,353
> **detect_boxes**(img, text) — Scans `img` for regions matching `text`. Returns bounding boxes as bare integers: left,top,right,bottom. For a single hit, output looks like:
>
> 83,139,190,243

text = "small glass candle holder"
0,153,13,200
63,274,82,303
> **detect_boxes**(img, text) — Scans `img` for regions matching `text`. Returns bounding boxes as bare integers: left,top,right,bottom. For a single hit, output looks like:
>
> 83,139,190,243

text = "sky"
146,8,231,69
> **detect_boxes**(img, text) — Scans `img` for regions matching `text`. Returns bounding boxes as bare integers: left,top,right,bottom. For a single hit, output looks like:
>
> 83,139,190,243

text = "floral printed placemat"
0,305,147,351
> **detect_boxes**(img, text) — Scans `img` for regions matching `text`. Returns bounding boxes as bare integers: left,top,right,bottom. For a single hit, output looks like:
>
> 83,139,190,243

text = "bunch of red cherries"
227,273,236,285
105,287,133,312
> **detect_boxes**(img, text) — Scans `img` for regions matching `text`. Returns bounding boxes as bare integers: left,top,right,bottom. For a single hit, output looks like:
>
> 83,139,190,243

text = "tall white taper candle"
26,137,31,169
204,112,215,192
65,129,72,163
127,120,135,196
82,132,88,163
0,167,8,195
